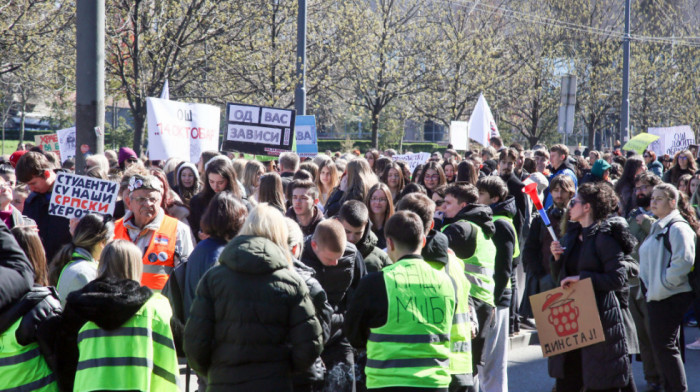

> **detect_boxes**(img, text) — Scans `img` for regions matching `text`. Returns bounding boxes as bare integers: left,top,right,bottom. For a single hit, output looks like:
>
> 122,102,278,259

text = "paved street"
508,326,700,391
177,326,700,391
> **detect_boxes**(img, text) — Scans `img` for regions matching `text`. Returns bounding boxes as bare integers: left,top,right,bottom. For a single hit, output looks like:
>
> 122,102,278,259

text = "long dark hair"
200,191,248,241
49,213,114,286
456,160,478,185
12,226,49,286
257,172,286,212
197,158,241,204
615,156,644,195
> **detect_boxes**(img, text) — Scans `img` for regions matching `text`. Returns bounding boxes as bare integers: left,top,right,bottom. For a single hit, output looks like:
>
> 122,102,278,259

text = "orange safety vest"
114,215,179,290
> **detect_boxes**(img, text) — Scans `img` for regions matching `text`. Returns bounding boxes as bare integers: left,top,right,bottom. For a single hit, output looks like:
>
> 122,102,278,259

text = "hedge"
317,140,448,154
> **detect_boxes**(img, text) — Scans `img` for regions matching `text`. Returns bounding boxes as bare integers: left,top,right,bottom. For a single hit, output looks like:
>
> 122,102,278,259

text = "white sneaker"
686,339,700,350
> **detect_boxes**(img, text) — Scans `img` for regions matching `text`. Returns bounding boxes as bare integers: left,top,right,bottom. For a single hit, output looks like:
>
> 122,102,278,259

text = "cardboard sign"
450,121,468,151
648,125,695,157
49,172,120,218
57,127,76,163
529,278,605,357
295,115,318,158
222,103,295,156
392,152,430,172
147,97,220,163
34,134,61,158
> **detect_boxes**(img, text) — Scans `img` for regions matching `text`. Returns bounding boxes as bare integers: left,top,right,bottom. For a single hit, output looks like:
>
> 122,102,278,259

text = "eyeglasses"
126,158,138,163
679,156,688,161
569,198,582,208
132,196,159,205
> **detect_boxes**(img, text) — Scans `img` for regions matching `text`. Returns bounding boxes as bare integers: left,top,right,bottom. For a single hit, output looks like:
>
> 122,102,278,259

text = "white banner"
648,125,695,157
450,121,468,151
392,152,430,172
147,97,220,163
57,127,76,163
49,173,120,218
468,93,499,147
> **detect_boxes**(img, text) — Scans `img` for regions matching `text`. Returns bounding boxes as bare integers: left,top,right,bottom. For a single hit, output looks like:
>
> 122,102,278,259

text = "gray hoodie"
639,209,696,301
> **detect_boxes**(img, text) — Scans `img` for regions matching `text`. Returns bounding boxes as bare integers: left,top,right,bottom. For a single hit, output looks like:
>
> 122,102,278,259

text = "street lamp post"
295,0,307,116
620,0,631,143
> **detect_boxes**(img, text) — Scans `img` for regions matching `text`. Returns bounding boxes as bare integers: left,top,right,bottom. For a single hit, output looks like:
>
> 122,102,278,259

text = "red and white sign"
147,97,220,163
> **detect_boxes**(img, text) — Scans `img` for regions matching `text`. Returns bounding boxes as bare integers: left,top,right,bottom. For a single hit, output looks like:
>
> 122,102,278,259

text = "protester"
440,183,496,384
379,161,405,201
366,182,394,249
543,144,578,209
639,183,696,392
257,172,286,213
533,149,550,175
243,160,265,200
11,225,49,286
663,150,696,185
56,240,180,392
301,219,367,391
456,159,478,184
395,193,476,390
616,156,646,217
644,150,663,177
344,211,456,390
113,174,195,291
285,218,334,391
185,204,323,391
50,213,115,305
12,183,29,213
0,174,35,229
418,161,447,198
365,149,379,172
15,151,72,261
337,200,392,272
0,222,61,392
317,159,340,207
326,159,376,218
301,161,320,183
188,157,242,239
626,172,664,391
173,162,201,206
443,158,457,183
280,152,301,192
86,154,110,179
118,146,139,171
549,182,634,391
677,173,692,197
476,176,517,392
287,179,324,236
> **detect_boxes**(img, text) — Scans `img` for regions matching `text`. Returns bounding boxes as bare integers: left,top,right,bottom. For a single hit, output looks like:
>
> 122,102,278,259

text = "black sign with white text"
222,103,296,156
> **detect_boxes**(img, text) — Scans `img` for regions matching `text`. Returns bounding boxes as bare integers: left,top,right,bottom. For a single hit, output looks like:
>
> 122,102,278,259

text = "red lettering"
61,196,71,205
98,203,109,213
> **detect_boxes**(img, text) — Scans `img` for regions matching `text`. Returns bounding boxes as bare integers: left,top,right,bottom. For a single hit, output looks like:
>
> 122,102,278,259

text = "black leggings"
555,349,637,392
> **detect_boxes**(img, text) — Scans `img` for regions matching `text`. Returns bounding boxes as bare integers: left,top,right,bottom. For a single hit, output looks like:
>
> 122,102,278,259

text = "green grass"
0,139,21,155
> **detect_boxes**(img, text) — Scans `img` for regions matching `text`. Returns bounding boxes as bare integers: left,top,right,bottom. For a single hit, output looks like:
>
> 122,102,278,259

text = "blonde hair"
284,218,304,259
98,239,143,281
238,204,291,264
243,160,265,196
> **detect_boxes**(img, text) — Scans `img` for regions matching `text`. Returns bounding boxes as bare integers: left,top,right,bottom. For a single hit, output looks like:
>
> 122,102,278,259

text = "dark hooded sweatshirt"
440,204,496,262
489,196,517,307
355,223,392,273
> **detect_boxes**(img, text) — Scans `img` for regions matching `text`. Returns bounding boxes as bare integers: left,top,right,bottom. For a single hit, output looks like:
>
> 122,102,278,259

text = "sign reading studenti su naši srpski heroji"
49,173,120,219
222,103,296,156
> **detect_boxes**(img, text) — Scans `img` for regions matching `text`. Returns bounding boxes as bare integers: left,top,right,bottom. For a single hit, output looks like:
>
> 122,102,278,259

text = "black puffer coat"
185,235,323,392
548,218,633,390
301,238,367,346
355,223,392,273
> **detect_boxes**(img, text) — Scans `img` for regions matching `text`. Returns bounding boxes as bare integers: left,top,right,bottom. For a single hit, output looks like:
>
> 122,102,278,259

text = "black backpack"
660,217,699,297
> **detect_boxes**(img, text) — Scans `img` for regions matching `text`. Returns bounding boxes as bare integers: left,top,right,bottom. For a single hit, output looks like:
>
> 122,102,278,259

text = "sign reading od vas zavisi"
222,103,295,156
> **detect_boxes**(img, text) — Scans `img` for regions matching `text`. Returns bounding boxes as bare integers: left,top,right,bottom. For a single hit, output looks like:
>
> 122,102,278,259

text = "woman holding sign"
549,182,636,392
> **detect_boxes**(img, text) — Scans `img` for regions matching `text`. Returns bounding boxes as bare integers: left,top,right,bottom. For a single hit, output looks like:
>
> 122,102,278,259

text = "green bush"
317,140,447,154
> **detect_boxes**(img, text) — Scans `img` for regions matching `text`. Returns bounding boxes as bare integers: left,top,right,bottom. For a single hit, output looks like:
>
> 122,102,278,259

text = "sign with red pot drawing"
529,278,605,357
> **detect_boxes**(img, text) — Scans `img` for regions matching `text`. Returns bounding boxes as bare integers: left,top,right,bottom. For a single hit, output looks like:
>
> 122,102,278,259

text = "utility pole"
620,0,631,143
75,0,105,174
295,0,307,116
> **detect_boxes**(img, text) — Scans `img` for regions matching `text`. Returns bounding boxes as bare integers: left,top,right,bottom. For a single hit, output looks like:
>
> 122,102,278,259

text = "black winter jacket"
323,188,344,218
441,204,496,261
301,237,367,346
0,222,35,314
500,173,526,240
355,223,392,273
23,191,71,262
292,259,334,384
490,196,517,307
548,219,632,390
185,235,323,392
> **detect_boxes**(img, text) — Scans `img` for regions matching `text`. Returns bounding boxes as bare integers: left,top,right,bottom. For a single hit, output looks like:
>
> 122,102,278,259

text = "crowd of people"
0,137,699,392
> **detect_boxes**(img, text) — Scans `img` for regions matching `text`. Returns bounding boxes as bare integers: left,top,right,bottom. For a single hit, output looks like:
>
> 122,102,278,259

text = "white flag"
160,79,170,100
468,93,499,147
